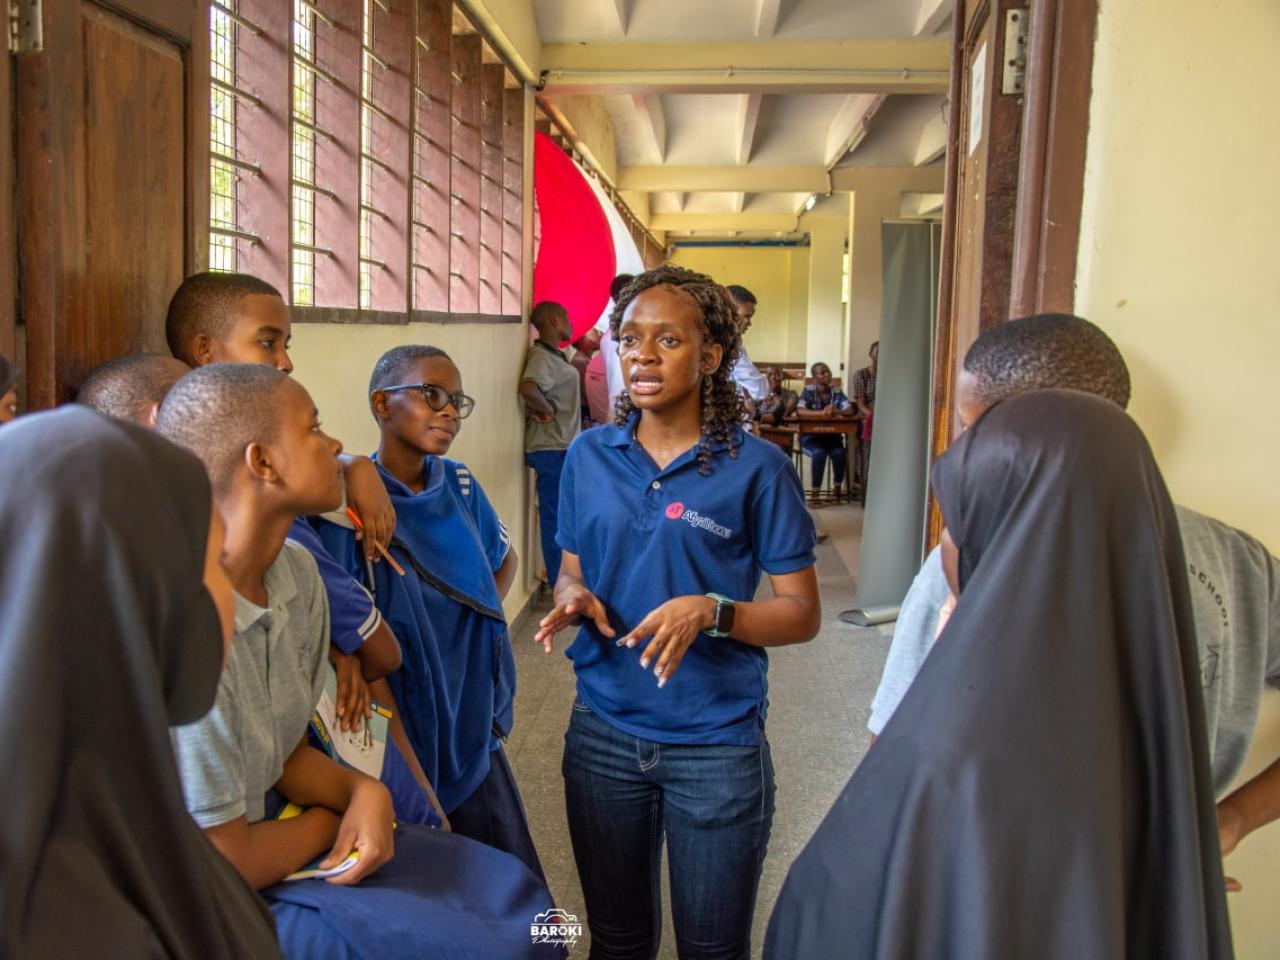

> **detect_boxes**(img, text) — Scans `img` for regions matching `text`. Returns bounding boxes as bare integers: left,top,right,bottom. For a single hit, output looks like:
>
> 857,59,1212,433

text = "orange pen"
346,507,406,576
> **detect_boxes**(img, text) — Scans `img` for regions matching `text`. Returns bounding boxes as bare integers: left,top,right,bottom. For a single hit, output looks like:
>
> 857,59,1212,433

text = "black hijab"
766,390,1232,959
0,407,281,958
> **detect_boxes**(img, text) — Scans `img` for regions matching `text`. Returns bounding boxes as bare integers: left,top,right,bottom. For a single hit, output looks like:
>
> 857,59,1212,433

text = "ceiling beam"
651,212,801,232
915,0,952,36
754,0,783,37
913,106,948,165
618,164,946,193
736,93,762,165
823,93,883,169
730,192,747,213
631,94,667,163
540,39,951,94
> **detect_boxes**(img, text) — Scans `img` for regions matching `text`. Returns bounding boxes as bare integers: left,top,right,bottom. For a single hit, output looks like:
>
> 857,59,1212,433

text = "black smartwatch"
705,593,735,638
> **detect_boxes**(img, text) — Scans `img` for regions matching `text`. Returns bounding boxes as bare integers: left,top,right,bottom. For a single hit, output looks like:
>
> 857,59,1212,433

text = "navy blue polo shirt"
556,415,817,745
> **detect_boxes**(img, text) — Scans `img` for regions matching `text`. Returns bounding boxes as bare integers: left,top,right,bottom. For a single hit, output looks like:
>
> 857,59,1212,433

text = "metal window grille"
290,0,318,305
209,1,239,271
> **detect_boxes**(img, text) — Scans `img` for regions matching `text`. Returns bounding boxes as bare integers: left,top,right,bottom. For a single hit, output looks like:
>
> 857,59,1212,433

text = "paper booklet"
276,803,360,882
310,665,392,780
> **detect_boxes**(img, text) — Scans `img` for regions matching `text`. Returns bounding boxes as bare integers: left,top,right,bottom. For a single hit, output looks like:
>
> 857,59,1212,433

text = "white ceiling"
535,0,936,43
535,0,954,237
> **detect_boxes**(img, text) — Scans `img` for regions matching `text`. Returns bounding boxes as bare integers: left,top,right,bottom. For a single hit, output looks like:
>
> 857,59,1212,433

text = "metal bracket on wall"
1002,8,1029,95
8,0,42,53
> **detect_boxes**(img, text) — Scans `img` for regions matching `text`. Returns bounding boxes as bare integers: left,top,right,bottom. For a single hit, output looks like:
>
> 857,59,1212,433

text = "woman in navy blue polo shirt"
536,265,821,960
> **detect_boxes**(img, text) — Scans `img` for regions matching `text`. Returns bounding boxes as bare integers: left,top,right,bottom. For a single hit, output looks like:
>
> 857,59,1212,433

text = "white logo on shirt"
665,502,733,539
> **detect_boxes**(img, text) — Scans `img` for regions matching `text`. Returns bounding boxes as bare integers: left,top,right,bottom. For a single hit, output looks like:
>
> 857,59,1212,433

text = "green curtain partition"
842,220,942,625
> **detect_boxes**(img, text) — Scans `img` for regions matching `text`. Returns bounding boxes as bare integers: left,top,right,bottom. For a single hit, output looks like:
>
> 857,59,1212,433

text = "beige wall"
289,321,535,622
668,244,810,365
1077,1,1280,952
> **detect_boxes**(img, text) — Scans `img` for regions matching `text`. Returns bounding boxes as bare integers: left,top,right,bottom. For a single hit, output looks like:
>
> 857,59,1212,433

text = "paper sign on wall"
968,42,987,156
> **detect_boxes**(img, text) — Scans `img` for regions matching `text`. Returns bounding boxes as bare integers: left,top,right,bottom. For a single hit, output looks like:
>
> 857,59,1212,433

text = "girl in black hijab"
0,407,281,958
766,389,1233,959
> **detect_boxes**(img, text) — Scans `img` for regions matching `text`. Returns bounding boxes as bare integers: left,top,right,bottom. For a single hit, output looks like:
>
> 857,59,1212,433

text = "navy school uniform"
315,457,543,879
287,519,438,827
557,415,818,744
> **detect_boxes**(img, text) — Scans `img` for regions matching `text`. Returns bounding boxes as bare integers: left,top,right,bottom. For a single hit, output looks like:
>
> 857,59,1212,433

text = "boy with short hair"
159,364,556,957
165,271,395,560
316,344,542,877
520,300,580,585
77,353,190,427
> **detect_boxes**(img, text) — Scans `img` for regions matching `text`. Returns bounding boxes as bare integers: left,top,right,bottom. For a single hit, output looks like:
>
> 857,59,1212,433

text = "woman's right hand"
535,583,615,653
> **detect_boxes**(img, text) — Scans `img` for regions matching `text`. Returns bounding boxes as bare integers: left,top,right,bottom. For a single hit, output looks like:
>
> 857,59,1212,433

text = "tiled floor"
506,503,892,959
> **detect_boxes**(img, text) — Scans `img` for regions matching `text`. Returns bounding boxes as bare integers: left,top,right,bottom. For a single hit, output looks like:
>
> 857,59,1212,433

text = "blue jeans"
800,434,846,490
562,698,775,960
525,449,567,584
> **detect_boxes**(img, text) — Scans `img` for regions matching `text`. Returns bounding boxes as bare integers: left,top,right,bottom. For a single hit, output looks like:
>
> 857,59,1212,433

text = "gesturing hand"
618,595,716,688
322,778,395,886
535,584,614,653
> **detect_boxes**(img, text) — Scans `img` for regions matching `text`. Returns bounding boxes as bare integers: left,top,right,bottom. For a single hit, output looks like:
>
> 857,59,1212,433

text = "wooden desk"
758,422,797,455
786,416,861,504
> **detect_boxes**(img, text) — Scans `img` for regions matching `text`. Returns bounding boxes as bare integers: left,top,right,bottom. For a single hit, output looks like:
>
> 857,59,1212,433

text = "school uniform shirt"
171,541,329,828
557,415,817,745
868,506,1280,795
797,384,852,412
521,339,581,452
288,517,381,654
316,457,516,814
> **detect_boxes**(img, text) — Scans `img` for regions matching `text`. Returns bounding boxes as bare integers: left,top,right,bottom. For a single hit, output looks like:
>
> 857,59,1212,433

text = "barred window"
206,0,528,322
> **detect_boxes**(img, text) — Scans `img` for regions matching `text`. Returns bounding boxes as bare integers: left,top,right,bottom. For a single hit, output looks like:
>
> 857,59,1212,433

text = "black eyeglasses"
378,383,476,419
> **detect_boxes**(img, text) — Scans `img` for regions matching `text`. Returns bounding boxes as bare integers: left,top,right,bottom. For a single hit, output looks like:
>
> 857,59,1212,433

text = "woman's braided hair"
609,264,744,476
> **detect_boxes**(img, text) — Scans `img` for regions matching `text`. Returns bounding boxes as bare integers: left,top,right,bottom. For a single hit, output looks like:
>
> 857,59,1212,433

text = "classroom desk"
786,416,861,505
758,422,797,456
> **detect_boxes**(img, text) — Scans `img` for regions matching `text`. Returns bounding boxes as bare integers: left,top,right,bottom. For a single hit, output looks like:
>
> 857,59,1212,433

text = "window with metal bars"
205,0,528,321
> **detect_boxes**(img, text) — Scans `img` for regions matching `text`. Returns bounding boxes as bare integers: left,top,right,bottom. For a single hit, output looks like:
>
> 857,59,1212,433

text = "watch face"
717,600,735,635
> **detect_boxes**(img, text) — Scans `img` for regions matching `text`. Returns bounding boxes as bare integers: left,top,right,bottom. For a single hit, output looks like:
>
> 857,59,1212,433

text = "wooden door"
12,0,207,407
927,0,1097,543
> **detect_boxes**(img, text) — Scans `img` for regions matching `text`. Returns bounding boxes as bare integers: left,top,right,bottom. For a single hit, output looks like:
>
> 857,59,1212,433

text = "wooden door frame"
927,0,1098,545
14,0,208,408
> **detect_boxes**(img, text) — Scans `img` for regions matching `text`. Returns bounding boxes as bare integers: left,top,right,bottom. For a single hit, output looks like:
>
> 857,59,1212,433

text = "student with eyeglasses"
313,345,545,880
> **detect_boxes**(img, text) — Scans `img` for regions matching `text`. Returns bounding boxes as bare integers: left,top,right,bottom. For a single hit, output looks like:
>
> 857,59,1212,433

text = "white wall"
1077,1,1280,951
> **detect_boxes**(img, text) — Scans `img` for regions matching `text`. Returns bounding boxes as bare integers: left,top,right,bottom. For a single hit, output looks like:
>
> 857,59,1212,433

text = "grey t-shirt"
868,506,1280,795
171,541,329,827
521,341,581,453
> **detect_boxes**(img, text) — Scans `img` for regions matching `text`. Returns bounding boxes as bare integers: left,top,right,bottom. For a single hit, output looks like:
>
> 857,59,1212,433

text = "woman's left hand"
618,595,717,688
344,456,396,563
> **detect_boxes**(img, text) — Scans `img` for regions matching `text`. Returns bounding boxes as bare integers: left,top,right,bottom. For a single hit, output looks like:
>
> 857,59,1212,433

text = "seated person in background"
767,390,1232,960
869,313,1280,892
315,346,543,880
77,352,189,426
159,364,557,959
756,365,798,426
166,270,396,564
0,407,281,959
796,361,855,491
0,352,19,425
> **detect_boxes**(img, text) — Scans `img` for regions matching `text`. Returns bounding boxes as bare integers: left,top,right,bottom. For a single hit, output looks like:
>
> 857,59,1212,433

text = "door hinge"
1002,7,1029,95
8,0,42,54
